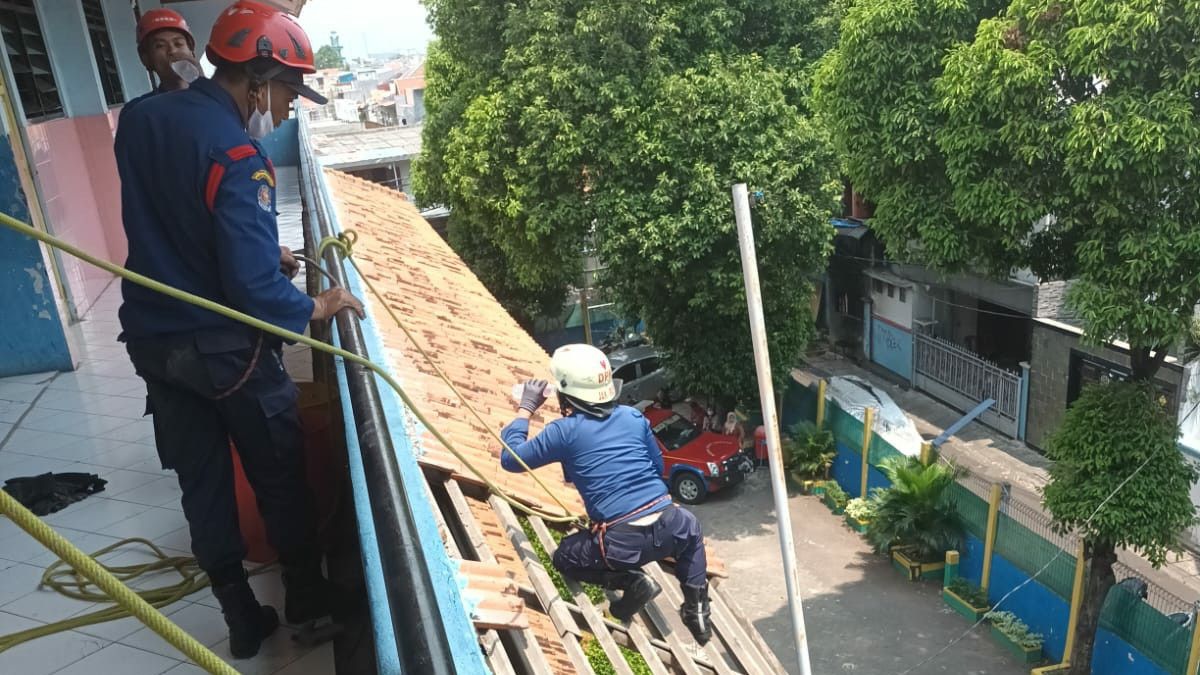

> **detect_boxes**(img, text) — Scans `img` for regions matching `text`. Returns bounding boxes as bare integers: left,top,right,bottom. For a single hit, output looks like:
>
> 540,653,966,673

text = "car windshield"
652,413,700,451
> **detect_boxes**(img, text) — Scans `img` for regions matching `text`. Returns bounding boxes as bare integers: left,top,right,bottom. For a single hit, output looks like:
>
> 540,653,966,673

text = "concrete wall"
868,277,912,329
101,0,153,102
870,318,912,381
1026,321,1183,450
0,133,72,377
26,115,125,316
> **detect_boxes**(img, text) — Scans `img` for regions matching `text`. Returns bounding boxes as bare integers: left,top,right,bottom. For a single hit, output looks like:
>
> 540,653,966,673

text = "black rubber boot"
680,582,712,645
601,570,661,622
282,552,337,624
211,580,279,659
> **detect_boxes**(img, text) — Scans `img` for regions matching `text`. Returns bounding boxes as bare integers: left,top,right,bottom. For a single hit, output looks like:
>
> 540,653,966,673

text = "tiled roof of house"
323,169,583,515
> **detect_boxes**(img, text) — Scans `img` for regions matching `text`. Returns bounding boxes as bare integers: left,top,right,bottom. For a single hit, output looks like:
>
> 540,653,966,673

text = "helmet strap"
558,392,615,420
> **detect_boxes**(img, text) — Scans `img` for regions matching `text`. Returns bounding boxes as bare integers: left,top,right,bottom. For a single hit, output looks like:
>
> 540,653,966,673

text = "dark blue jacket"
501,406,669,523
115,77,313,341
119,85,166,120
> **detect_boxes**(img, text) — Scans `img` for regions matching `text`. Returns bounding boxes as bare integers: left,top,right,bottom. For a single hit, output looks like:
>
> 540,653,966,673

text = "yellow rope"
0,537,272,655
316,233,582,524
0,211,581,525
0,491,239,675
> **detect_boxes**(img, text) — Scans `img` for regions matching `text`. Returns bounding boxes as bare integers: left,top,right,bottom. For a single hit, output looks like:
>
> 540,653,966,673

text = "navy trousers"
553,504,708,588
126,328,316,585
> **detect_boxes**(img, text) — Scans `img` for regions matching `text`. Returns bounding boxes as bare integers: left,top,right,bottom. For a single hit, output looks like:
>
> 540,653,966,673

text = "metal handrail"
297,120,457,675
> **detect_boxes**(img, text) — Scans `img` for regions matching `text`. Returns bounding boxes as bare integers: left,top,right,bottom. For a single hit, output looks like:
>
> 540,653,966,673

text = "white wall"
868,276,913,329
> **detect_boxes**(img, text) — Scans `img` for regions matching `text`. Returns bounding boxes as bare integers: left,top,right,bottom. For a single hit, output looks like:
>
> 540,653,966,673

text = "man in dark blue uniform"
115,1,359,658
123,9,201,116
501,344,714,645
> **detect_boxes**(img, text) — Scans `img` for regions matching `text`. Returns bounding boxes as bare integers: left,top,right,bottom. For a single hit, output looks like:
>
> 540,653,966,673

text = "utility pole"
732,183,814,675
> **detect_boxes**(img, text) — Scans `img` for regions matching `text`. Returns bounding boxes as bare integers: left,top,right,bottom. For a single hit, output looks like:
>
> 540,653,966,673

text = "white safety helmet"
550,344,621,404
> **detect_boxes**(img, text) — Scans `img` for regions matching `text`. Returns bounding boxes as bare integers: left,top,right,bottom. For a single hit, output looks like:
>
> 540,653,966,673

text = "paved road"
690,470,1029,675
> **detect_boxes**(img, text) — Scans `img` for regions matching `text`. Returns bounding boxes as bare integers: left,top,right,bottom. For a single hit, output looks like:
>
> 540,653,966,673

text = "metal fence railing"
913,332,1022,421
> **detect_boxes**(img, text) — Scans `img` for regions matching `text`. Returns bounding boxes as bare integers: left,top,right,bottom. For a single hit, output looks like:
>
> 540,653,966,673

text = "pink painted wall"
26,113,126,316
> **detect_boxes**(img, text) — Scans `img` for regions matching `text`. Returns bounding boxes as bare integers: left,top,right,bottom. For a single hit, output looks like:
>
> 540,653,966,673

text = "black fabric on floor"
3,472,107,516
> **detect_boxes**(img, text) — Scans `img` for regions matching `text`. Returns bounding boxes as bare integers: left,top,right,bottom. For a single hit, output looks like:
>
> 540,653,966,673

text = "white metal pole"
731,183,813,675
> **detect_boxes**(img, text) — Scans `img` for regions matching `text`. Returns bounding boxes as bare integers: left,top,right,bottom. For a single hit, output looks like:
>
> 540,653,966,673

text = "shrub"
867,456,964,562
824,481,849,509
784,420,836,479
844,497,876,522
986,611,1043,650
946,577,989,607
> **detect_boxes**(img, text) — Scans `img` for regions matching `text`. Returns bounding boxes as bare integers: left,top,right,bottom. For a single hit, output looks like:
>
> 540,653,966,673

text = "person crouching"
499,344,713,644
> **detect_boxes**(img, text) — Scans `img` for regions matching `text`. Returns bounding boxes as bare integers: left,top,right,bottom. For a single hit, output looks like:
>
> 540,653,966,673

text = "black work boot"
211,580,279,658
282,552,337,624
601,570,661,622
680,582,712,645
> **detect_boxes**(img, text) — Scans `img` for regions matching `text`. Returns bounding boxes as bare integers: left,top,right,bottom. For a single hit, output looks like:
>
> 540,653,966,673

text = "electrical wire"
895,451,1158,675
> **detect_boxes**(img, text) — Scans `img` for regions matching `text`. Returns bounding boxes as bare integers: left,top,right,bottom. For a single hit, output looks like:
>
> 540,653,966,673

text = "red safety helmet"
136,9,194,51
206,0,326,103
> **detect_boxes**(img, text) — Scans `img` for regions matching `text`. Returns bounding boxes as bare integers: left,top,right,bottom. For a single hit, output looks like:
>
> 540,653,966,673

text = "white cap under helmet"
550,344,621,404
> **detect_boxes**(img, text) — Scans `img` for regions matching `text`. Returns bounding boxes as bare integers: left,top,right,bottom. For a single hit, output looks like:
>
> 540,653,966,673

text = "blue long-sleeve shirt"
114,78,313,341
501,406,670,523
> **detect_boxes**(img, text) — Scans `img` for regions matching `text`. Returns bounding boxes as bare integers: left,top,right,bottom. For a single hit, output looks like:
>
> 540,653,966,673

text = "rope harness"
591,494,672,569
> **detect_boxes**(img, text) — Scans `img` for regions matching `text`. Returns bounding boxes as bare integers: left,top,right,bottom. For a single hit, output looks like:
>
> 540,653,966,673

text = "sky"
300,0,433,58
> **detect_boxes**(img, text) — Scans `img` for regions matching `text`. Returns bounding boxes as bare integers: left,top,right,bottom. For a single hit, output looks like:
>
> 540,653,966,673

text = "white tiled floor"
0,284,333,675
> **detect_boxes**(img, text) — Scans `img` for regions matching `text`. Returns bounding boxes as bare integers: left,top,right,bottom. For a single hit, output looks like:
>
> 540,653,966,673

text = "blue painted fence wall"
0,135,71,377
808,376,1177,675
870,318,912,380
829,441,890,499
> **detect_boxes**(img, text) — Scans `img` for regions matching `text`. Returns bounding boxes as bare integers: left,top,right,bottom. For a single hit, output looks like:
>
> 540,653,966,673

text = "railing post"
981,483,1003,595
1017,361,1031,441
815,379,827,428
860,407,875,499
920,441,934,466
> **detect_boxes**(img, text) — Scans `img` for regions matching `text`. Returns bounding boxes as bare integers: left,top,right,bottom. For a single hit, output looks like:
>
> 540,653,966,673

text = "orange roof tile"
324,170,583,517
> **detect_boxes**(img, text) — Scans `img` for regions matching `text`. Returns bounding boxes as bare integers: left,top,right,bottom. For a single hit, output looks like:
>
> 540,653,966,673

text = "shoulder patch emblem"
251,169,275,187
257,183,272,212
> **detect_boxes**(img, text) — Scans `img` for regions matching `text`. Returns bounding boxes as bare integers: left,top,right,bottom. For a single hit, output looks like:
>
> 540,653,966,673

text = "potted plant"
784,421,835,494
843,496,875,534
942,577,990,621
986,611,1044,664
867,457,964,581
822,482,849,515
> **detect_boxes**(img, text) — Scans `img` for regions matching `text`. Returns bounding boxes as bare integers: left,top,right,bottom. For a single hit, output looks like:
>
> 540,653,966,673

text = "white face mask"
246,85,274,140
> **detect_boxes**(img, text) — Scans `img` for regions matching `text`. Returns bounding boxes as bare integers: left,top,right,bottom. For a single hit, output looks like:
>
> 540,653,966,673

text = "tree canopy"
314,44,345,70
415,0,844,399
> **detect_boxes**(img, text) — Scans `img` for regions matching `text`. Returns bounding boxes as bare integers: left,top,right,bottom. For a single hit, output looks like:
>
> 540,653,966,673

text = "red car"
642,406,754,504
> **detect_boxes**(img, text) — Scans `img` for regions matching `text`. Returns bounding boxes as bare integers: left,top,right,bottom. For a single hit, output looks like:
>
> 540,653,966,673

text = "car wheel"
671,472,707,505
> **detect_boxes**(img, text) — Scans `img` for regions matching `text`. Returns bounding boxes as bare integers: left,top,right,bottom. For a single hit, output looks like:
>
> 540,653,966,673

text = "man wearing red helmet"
124,9,203,115
114,1,356,659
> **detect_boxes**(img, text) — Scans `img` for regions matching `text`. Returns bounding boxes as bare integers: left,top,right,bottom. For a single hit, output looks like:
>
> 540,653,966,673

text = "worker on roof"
114,0,363,659
502,344,714,645
123,8,203,115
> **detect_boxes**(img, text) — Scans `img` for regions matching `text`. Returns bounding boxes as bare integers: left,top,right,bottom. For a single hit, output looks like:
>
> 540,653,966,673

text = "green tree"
416,0,842,399
314,44,344,70
812,0,1009,273
1043,382,1197,674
